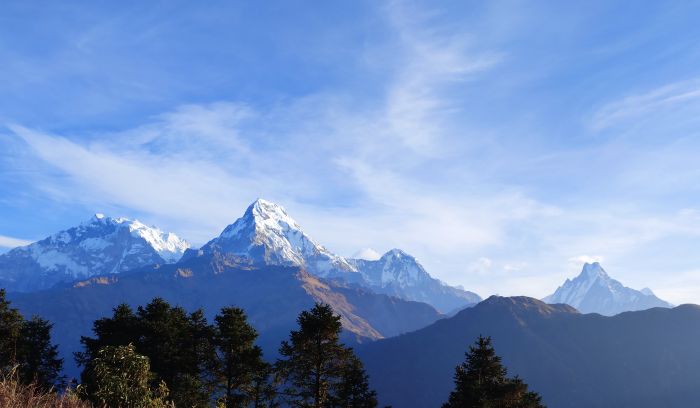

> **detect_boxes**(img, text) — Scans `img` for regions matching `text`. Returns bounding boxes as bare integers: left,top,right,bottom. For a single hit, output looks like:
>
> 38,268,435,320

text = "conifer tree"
0,289,63,389
443,336,544,408
276,303,376,408
331,354,377,408
0,289,24,372
248,360,278,408
77,298,215,407
17,316,63,389
213,307,274,407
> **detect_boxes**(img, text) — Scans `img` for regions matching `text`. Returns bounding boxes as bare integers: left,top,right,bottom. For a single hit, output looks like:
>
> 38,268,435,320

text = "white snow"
210,199,356,276
1,214,191,288
543,262,671,315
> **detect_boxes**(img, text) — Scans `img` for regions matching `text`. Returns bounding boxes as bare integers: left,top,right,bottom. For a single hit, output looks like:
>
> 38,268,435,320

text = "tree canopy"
443,335,545,408
276,303,377,408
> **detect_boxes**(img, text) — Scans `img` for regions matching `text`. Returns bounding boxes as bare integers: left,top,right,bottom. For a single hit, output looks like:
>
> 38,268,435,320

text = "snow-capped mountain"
195,199,359,279
543,262,672,316
190,198,480,312
349,249,481,313
0,214,190,292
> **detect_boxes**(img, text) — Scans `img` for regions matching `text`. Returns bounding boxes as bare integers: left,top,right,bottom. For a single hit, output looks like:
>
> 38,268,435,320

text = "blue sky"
3,0,700,303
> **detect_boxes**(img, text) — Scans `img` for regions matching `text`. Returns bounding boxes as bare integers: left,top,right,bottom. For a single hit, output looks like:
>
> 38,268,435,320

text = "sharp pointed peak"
640,287,655,296
579,262,608,279
244,198,292,218
383,248,411,258
249,197,278,208
218,199,302,240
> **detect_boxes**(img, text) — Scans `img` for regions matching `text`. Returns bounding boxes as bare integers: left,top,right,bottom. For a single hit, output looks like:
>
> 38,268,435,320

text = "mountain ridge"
9,250,442,378
358,295,700,407
0,214,190,292
187,198,481,312
543,262,672,315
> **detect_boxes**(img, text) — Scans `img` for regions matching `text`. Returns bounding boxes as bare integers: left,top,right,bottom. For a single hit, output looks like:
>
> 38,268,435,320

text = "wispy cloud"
6,1,700,306
591,78,700,131
0,235,32,249
381,1,503,153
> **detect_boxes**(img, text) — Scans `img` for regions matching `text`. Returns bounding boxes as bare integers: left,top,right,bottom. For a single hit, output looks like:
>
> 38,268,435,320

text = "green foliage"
0,289,63,390
331,355,377,408
78,298,279,407
92,344,173,408
443,336,545,408
276,303,376,408
17,316,62,390
77,298,215,407
136,299,214,406
213,307,275,408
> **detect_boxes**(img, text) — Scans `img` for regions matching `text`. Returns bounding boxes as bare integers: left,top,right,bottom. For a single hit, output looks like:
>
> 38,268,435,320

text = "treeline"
77,299,377,407
0,289,375,407
0,289,62,390
0,288,544,407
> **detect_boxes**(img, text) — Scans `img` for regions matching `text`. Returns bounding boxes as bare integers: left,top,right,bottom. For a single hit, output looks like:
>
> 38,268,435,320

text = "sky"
2,1,700,304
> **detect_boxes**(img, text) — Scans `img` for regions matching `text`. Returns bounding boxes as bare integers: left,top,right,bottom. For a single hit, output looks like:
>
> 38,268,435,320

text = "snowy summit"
195,198,481,312
543,262,672,316
0,214,190,292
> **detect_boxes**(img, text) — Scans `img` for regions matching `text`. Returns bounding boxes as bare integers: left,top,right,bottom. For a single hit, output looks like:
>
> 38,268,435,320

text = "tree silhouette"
443,336,544,408
276,303,376,408
213,307,274,407
17,316,63,389
0,289,63,389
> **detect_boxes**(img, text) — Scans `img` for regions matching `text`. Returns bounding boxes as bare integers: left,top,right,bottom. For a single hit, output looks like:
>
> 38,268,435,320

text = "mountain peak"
580,262,608,280
543,263,672,315
205,199,355,277
477,295,579,315
382,248,411,260
200,201,481,312
219,199,301,240
0,214,190,292
247,198,291,218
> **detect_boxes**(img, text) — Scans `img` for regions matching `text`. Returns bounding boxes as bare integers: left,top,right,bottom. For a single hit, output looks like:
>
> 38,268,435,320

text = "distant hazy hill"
359,296,700,408
8,251,441,378
543,262,672,315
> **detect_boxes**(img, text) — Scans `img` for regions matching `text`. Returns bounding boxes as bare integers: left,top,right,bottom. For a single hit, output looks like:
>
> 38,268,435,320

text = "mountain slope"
0,214,190,292
349,249,481,312
192,198,358,280
358,296,700,408
189,199,480,312
543,262,672,315
9,251,442,378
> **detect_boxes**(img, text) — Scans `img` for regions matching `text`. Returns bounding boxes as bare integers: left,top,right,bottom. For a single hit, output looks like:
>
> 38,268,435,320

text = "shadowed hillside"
359,296,700,408
8,252,441,378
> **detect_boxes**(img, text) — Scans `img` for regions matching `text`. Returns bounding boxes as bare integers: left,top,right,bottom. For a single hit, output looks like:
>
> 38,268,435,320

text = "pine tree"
248,359,278,408
77,298,215,407
443,336,545,408
76,303,141,398
17,316,63,390
0,289,24,372
276,303,376,408
0,289,63,389
213,307,273,407
331,354,377,408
